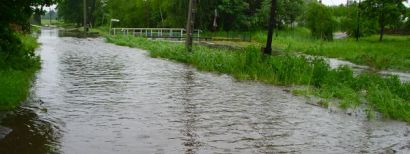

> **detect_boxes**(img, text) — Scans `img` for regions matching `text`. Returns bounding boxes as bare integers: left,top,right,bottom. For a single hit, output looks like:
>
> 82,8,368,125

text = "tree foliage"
1,0,55,67
57,0,307,31
361,0,407,41
57,0,105,26
338,2,378,37
57,0,83,25
244,0,305,29
1,0,54,30
305,2,335,40
405,8,410,29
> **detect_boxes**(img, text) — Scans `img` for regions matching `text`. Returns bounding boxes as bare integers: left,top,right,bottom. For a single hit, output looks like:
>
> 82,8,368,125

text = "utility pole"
355,0,361,41
49,7,52,26
83,0,88,32
186,0,196,52
263,0,277,55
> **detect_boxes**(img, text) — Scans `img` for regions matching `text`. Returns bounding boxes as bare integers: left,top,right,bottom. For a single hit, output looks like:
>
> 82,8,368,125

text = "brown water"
1,28,410,154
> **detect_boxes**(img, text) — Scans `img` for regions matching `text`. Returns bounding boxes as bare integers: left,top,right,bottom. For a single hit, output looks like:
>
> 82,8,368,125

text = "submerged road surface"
0,28,410,154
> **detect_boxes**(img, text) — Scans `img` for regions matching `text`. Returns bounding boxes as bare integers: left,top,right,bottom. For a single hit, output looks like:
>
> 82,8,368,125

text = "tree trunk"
264,0,277,55
355,0,361,41
83,0,88,32
185,0,196,52
379,24,384,41
88,0,96,27
379,12,385,41
378,3,386,42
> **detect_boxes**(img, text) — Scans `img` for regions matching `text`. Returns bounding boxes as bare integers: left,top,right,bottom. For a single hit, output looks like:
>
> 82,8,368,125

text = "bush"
0,32,39,70
305,2,336,40
0,33,40,110
339,4,379,38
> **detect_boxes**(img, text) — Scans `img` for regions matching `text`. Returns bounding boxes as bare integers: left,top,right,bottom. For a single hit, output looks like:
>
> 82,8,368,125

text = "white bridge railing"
110,28,201,38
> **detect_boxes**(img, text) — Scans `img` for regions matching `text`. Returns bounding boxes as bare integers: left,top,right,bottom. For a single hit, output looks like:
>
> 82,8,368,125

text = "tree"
361,0,406,41
255,0,304,29
162,0,188,28
339,2,378,38
105,0,157,27
57,0,84,25
1,0,54,31
217,0,251,30
57,0,105,27
305,2,335,40
186,0,196,52
58,0,307,31
42,10,57,20
278,0,304,27
264,0,277,55
0,0,55,69
404,8,410,30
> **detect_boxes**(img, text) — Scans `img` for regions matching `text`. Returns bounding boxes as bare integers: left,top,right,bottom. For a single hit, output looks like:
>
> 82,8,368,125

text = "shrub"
305,2,336,40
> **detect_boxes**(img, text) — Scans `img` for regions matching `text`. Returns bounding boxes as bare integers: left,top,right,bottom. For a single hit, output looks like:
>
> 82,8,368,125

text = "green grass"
0,70,37,110
31,25,41,33
40,19,79,28
40,19,59,26
207,28,410,72
0,34,40,110
273,33,410,71
104,34,410,123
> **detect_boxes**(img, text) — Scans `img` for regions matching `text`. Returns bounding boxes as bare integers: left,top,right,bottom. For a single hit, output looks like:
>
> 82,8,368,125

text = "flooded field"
0,28,409,154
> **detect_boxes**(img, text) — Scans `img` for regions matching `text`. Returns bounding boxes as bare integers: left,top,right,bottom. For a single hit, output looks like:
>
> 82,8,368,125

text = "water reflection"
180,70,200,154
0,28,409,154
0,105,60,154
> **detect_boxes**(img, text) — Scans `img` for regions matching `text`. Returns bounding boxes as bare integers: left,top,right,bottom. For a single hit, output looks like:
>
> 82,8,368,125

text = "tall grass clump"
106,34,410,123
0,33,40,110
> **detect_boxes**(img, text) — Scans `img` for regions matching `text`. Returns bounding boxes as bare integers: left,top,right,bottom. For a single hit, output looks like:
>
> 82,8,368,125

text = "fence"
110,28,202,39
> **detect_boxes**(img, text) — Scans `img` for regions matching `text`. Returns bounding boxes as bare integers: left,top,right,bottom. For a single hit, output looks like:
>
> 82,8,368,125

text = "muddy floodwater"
1,28,410,154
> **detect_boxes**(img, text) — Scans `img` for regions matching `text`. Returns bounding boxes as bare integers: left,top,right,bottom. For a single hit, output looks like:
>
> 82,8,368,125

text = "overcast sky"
322,0,410,7
322,0,347,6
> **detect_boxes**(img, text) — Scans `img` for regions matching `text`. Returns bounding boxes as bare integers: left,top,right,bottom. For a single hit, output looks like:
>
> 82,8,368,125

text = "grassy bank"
104,34,410,122
40,19,60,26
206,28,410,72
0,34,40,110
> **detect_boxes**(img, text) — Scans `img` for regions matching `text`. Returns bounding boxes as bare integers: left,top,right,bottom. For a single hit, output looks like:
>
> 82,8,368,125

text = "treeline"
332,0,410,40
57,0,410,40
57,0,307,30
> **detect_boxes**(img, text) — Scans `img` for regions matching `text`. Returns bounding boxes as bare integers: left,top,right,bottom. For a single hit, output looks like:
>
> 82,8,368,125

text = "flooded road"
1,28,410,154
327,58,410,82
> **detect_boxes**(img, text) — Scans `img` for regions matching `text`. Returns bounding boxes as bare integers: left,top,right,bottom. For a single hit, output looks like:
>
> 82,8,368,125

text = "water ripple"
0,28,409,154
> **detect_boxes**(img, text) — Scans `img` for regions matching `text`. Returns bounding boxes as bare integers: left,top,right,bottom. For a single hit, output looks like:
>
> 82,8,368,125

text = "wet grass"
210,28,410,72
277,35,410,71
0,70,37,110
0,34,40,110
40,19,59,26
105,34,410,123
